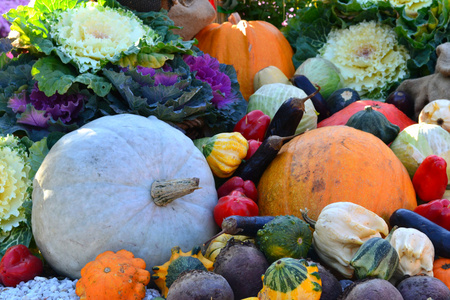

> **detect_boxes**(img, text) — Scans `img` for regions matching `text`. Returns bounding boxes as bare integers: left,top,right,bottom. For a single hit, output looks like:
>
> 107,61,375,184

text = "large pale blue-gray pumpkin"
32,114,219,279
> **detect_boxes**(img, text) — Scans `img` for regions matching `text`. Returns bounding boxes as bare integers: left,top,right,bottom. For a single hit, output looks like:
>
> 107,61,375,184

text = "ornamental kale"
0,0,248,141
8,82,86,128
283,0,450,81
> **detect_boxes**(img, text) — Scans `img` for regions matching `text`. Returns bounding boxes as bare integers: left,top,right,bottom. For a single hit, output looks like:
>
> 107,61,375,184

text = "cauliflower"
0,135,31,237
319,21,410,98
49,2,158,73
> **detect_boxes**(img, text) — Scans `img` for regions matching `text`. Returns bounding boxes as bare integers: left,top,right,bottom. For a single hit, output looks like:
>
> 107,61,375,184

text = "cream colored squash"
32,114,219,279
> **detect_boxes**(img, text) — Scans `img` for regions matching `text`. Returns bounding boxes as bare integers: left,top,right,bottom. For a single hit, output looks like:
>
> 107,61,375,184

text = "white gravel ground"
0,276,161,300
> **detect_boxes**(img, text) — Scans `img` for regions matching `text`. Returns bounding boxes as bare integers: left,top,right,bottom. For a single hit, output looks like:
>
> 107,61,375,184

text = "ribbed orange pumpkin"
75,249,150,300
433,257,450,288
194,13,295,101
257,126,417,223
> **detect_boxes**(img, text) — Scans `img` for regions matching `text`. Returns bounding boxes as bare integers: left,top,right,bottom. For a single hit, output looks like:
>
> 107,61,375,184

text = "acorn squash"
345,105,400,144
256,215,312,263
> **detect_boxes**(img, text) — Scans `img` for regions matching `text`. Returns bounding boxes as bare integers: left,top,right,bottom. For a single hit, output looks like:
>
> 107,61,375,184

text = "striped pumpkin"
258,257,322,300
350,237,399,280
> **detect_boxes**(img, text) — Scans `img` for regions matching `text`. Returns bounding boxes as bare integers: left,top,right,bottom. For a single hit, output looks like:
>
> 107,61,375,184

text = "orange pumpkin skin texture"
257,126,417,223
75,249,151,300
194,14,295,101
433,257,450,288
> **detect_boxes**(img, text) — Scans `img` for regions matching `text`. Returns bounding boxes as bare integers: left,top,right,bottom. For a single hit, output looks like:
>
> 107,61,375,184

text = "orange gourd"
257,126,417,223
195,13,295,101
433,257,450,288
75,249,151,300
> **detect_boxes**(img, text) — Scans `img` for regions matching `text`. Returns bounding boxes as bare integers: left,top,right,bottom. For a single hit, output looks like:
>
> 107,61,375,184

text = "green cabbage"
390,123,450,183
295,57,344,99
247,83,318,135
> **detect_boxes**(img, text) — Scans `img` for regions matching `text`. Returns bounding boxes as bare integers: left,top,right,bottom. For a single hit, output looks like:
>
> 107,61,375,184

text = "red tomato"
213,190,259,227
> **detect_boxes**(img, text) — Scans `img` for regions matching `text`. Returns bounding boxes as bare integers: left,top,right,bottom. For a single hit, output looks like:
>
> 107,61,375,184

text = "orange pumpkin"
433,257,450,288
195,13,295,101
257,126,417,223
75,249,151,300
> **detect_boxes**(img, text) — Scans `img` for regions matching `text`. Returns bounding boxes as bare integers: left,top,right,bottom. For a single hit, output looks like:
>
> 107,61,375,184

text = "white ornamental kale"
319,21,410,99
49,2,159,73
0,135,31,239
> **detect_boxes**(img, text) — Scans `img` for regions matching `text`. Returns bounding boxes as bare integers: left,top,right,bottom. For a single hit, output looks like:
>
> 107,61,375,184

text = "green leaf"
5,6,49,50
32,56,77,96
74,73,112,97
33,0,84,13
0,223,33,257
28,137,49,179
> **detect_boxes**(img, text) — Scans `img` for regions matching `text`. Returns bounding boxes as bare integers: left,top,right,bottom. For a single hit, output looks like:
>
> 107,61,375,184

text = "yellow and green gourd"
152,246,214,298
258,257,322,300
202,132,248,178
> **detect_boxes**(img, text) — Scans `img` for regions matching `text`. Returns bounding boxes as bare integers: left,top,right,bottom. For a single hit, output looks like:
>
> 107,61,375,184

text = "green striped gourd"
350,237,399,280
258,257,322,300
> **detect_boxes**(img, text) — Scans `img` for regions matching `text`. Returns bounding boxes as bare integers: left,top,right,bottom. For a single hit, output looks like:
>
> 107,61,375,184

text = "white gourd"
32,114,219,279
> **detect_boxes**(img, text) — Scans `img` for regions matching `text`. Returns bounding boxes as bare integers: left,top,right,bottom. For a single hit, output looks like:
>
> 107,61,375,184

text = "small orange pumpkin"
75,249,151,300
195,13,295,101
433,257,450,288
257,126,417,223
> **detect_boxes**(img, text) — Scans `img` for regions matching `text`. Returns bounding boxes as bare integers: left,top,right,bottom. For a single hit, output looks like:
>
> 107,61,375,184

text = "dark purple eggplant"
386,91,414,120
290,75,329,121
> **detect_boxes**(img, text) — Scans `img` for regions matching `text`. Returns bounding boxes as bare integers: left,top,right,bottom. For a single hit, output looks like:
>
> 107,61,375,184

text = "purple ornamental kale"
0,0,30,38
183,54,233,109
8,82,85,128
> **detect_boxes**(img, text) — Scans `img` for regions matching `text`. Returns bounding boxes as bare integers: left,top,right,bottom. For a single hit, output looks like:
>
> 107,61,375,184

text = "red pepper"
213,190,259,227
0,244,43,287
233,110,271,142
414,199,450,231
412,155,448,202
217,176,258,202
244,139,262,161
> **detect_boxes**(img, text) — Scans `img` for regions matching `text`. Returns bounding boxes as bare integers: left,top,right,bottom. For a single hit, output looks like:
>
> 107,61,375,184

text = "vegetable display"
2,0,450,297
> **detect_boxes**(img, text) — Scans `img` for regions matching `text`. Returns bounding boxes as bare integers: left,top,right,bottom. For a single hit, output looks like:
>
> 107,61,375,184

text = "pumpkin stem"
228,12,241,25
300,208,316,229
151,178,200,206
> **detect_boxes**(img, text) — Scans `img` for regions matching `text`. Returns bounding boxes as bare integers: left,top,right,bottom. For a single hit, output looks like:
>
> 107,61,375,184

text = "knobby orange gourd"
195,13,295,101
257,126,417,223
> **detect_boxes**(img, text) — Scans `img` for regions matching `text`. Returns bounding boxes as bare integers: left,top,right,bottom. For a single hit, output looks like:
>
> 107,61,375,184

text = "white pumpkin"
32,114,219,279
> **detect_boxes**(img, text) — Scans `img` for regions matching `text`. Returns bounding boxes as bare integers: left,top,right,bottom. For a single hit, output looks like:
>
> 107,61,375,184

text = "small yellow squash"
202,132,248,178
